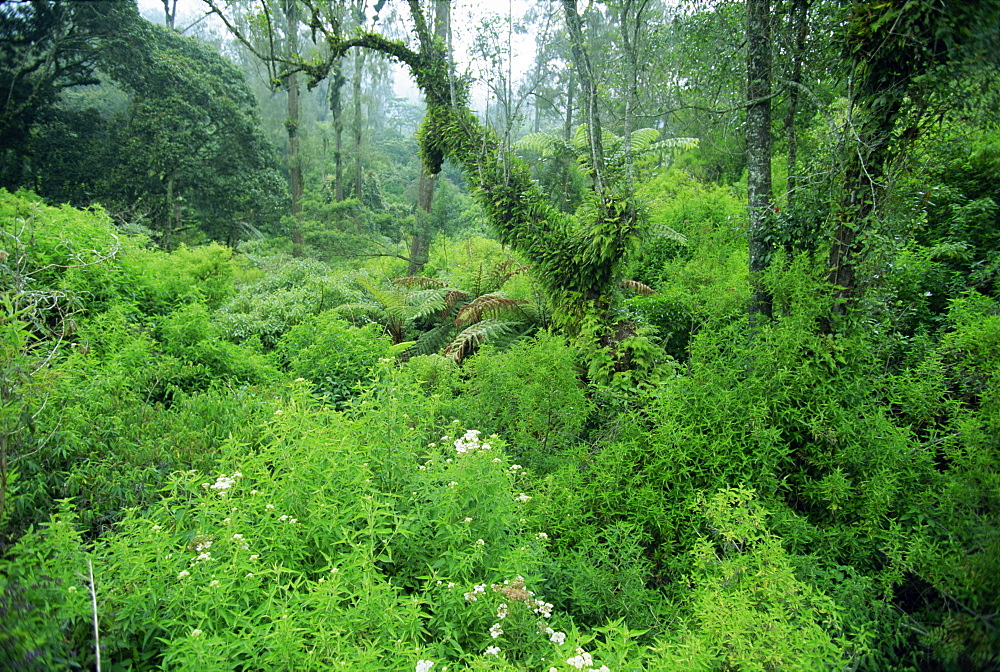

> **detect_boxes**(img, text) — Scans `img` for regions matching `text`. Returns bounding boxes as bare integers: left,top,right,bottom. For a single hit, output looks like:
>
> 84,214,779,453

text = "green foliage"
217,254,354,349
457,333,593,472
0,503,94,670
126,243,236,314
649,488,860,672
277,311,396,406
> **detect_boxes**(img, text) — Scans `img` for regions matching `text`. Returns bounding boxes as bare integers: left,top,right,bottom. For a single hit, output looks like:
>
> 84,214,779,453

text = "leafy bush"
458,332,594,472
277,310,397,406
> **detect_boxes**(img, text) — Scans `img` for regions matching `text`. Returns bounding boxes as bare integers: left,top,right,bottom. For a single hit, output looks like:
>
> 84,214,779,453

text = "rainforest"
1,0,999,670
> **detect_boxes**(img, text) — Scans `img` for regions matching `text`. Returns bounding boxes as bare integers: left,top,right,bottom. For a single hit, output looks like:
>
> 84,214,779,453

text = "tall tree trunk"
352,49,365,201
746,0,773,318
407,0,449,275
562,0,605,201
161,0,177,30
561,72,575,211
618,0,647,198
783,0,807,216
284,0,303,256
330,62,346,201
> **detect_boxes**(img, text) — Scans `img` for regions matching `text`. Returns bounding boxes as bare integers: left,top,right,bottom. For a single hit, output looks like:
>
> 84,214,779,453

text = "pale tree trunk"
284,0,304,256
407,0,449,275
330,62,346,201
562,0,605,200
561,72,575,210
161,0,178,30
783,0,807,216
746,0,773,318
353,49,365,201
618,0,648,198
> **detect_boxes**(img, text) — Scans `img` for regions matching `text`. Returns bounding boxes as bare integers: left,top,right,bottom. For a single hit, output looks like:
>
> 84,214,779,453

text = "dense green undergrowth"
1,183,998,671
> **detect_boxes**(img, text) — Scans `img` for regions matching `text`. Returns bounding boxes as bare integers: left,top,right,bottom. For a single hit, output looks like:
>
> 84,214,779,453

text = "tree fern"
443,318,521,363
455,294,530,327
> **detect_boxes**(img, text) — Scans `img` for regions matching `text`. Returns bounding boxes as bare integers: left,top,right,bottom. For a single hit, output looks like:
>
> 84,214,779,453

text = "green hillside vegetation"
1,1,999,671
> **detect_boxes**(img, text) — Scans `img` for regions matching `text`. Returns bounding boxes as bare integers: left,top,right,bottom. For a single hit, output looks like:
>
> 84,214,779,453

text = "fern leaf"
443,318,518,363
620,279,657,296
514,131,569,157
394,276,445,289
455,294,529,327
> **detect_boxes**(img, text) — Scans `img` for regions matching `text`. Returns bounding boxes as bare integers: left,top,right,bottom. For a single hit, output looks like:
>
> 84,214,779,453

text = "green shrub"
458,332,594,472
277,310,396,406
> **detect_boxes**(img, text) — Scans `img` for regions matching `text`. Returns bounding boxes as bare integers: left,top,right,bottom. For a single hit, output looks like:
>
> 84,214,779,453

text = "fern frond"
628,128,661,153
442,289,471,316
455,294,529,327
410,323,455,357
620,279,657,296
648,137,699,153
484,258,529,294
443,318,519,363
514,131,570,158
394,276,446,289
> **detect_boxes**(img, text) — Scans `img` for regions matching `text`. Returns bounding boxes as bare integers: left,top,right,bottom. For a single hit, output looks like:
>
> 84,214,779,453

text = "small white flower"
178,570,190,579
191,629,203,637
250,554,260,560
415,661,434,672
537,532,548,539
484,645,501,656
274,409,283,415
547,628,566,645
464,517,473,523
515,493,532,503
279,515,288,521
250,489,259,495
151,524,162,531
196,552,211,562
222,518,231,524
509,464,522,471
265,504,275,509
492,458,502,463
289,518,298,524
209,580,220,588
245,573,253,578
294,377,305,382
489,623,504,639
496,603,509,619
448,481,458,487
475,539,485,546
67,586,77,593
232,533,244,541
330,567,339,573
447,582,455,589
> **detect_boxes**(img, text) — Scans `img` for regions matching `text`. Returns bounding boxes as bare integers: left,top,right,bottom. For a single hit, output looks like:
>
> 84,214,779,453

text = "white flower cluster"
463,583,487,602
496,603,509,619
451,429,492,454
514,493,532,503
206,472,242,493
489,623,504,639
565,648,609,671
415,660,434,672
534,599,554,618
545,627,566,645
484,645,501,656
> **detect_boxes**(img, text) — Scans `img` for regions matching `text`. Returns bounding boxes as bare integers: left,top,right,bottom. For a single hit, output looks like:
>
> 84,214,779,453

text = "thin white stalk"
88,558,102,672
